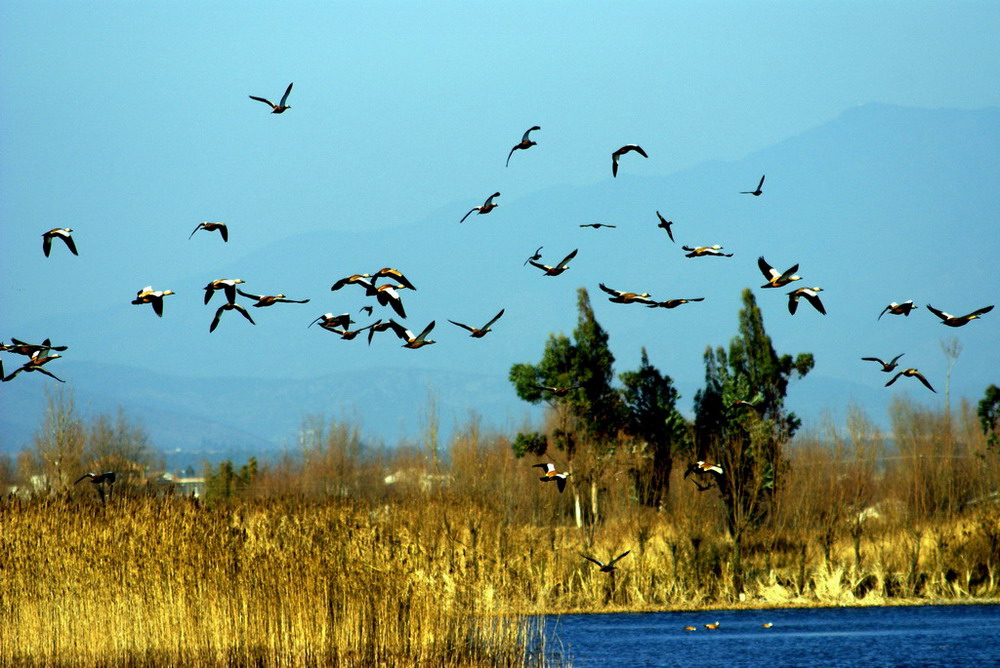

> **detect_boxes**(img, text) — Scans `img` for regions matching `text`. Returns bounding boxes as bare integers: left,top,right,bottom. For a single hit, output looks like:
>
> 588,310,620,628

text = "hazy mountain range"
3,103,997,467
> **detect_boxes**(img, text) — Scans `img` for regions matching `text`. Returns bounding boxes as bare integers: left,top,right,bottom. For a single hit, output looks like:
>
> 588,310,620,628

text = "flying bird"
926,304,994,327
506,125,540,167
189,221,228,242
580,223,617,229
646,298,704,309
787,287,825,315
2,350,64,383
533,463,571,492
528,248,578,276
655,211,675,242
885,368,936,393
372,268,417,291
741,174,766,196
684,460,724,491
309,313,354,330
682,245,732,258
75,471,116,485
209,302,255,333
534,385,580,397
385,320,437,349
581,551,631,573
524,246,543,266
598,283,655,305
878,301,917,320
611,144,648,177
236,290,309,307
322,323,378,341
374,284,408,319
448,309,505,338
861,353,905,373
249,82,293,113
360,305,374,316
42,228,77,257
204,279,245,305
1,338,67,357
131,286,175,317
460,192,500,223
758,256,801,288
331,274,373,291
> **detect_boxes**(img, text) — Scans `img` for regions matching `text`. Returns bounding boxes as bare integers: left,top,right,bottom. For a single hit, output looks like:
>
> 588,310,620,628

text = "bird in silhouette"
249,82,293,113
204,279,245,305
131,286,175,317
741,174,765,196
528,248,578,276
3,352,65,383
460,192,500,223
535,384,580,397
385,320,436,349
533,463,570,492
236,290,309,307
581,550,631,572
1,338,67,357
599,283,655,305
655,211,675,242
360,305,374,316
646,298,704,309
683,245,732,258
611,144,648,177
42,228,77,256
861,353,905,373
506,125,540,167
322,323,378,341
75,471,116,485
885,368,936,393
787,287,825,314
210,302,255,333
448,309,505,338
524,246,543,266
926,304,993,327
878,301,917,320
580,223,617,229
758,256,801,288
189,221,228,242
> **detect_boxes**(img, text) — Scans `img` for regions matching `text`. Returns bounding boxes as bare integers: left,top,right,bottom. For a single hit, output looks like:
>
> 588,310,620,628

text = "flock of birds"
4,85,994,595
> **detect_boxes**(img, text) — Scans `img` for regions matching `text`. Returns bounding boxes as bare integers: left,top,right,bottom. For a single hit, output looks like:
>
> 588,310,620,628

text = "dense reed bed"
3,399,998,665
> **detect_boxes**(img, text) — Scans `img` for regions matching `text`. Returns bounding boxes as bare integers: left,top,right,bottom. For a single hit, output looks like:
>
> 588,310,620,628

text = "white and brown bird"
599,283,655,305
787,287,825,315
741,174,766,196
534,384,580,398
1,338,67,357
131,286,175,317
506,125,540,167
878,301,917,320
209,302,255,333
42,228,77,257
237,290,309,307
926,304,993,327
448,309,505,338
533,463,571,492
861,353,905,373
885,368,936,393
385,319,436,349
655,211,675,242
611,144,648,177
2,351,65,383
460,192,500,223
309,313,354,330
249,82,293,113
204,279,245,305
372,268,417,291
189,221,228,242
581,550,631,573
683,245,732,258
528,248,578,276
758,256,801,288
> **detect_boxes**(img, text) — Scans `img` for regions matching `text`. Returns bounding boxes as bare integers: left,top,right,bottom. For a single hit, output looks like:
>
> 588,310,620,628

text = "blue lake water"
538,603,1000,667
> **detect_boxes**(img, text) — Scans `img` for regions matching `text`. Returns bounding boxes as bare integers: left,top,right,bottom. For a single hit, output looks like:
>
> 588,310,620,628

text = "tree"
619,347,688,508
978,384,1000,452
693,288,813,584
25,387,86,493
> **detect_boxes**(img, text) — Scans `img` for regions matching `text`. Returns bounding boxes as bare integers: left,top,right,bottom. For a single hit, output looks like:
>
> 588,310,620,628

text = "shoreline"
518,597,1000,616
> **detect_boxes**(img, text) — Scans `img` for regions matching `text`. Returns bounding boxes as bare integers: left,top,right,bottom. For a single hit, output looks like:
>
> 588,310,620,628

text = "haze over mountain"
3,104,997,464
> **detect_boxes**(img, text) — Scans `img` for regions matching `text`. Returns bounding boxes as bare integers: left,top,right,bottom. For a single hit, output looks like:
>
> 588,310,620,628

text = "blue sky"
2,2,999,448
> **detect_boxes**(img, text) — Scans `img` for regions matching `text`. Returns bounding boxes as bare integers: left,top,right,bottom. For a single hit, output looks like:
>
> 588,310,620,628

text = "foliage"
978,384,1000,452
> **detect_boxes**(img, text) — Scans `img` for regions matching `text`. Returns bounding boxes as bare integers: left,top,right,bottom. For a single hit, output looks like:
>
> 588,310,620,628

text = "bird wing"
236,289,263,301
803,290,826,315
914,371,936,393
233,303,256,325
74,473,94,484
757,256,778,280
632,145,648,158
448,320,475,333
223,283,238,304
598,283,620,297
218,224,229,242
484,192,500,207
278,82,293,107
522,126,539,142
968,305,995,317
655,211,675,241
482,309,505,329
42,234,52,257
557,248,579,268
249,95,276,109
757,174,766,190
925,304,950,321
787,292,799,315
505,145,518,168
533,463,555,473
861,357,886,365
35,366,65,383
210,305,225,332
459,207,477,223
885,372,903,387
608,550,631,566
385,319,411,341
151,296,164,317
878,305,891,320
581,554,607,568
527,259,551,272
189,223,204,239
889,353,905,366
413,321,435,342
612,153,619,177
